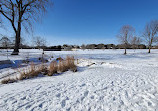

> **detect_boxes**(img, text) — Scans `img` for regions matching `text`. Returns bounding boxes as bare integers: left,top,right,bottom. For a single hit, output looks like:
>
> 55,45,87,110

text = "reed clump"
1,56,77,84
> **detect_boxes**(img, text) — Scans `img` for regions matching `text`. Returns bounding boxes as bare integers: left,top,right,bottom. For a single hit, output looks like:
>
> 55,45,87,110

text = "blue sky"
1,0,158,46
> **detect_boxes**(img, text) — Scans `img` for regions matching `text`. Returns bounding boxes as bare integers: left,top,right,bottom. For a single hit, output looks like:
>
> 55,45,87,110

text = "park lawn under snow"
0,49,158,111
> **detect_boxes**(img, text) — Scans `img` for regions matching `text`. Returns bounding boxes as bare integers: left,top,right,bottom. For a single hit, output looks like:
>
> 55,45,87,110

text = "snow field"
0,49,158,110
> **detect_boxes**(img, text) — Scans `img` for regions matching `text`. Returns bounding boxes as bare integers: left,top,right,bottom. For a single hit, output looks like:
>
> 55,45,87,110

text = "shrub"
40,64,48,75
18,69,27,80
18,62,43,80
57,60,68,73
66,56,77,72
48,61,58,76
57,56,77,73
1,56,77,84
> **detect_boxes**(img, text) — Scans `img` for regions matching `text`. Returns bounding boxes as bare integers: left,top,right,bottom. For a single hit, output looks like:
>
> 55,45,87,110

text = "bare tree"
33,36,47,63
0,36,12,59
117,25,135,54
33,36,47,49
81,44,86,50
0,36,11,48
130,36,142,49
143,20,158,53
0,0,52,55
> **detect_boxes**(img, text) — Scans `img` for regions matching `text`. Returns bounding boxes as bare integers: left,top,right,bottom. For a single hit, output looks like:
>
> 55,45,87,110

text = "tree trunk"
124,48,127,55
11,25,21,55
148,46,151,53
11,1,22,55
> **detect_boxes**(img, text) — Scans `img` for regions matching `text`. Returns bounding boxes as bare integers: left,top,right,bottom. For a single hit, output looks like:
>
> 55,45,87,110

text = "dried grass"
57,56,77,73
1,77,17,84
57,60,68,73
48,61,58,76
65,56,77,72
18,62,43,80
1,56,77,84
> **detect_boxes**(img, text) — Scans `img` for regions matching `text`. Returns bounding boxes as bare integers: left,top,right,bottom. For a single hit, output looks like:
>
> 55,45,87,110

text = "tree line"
0,36,149,50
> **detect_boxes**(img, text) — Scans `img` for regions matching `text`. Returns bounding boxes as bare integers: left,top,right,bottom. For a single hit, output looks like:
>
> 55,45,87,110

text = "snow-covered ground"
0,49,158,111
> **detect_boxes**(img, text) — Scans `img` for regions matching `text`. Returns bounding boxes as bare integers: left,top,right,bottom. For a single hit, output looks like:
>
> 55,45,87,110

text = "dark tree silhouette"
0,0,52,55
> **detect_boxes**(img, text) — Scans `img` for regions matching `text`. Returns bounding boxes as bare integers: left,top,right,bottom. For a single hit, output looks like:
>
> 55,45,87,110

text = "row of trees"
118,20,158,54
80,44,146,50
0,36,148,50
0,36,46,49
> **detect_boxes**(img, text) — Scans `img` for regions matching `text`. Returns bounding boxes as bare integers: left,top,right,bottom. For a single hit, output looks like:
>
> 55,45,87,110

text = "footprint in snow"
61,97,69,108
56,93,61,98
84,91,89,97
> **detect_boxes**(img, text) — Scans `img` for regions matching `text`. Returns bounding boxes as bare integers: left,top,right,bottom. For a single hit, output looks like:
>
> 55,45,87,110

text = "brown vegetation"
18,62,43,80
48,56,77,76
65,56,77,72
48,61,58,76
1,78,17,84
1,56,77,84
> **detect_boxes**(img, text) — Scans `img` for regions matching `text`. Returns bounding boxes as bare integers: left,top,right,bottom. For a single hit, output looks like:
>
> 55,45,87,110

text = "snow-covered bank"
0,49,158,110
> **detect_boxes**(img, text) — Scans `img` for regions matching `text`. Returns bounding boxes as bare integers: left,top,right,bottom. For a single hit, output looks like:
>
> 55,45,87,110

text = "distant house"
62,45,73,51
96,44,105,49
72,48,78,51
138,44,146,49
107,44,116,49
86,44,96,49
116,44,131,49
152,45,158,49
